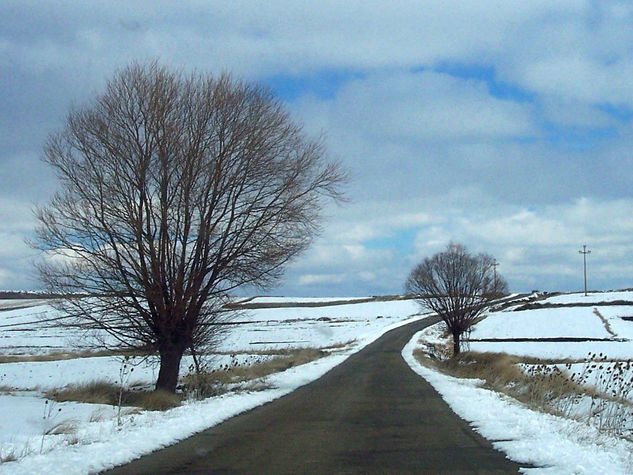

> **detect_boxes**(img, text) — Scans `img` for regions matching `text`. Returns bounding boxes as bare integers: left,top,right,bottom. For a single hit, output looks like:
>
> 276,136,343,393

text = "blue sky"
2,1,633,296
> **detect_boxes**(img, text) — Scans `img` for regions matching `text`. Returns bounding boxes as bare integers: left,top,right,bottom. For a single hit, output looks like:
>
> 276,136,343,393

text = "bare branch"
34,61,346,392
405,242,508,356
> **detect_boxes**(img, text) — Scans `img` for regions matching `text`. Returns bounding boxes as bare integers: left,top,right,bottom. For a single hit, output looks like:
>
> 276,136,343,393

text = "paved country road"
105,317,526,474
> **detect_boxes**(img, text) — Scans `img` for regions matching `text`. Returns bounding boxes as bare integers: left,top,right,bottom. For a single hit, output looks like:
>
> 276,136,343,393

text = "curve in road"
105,317,524,474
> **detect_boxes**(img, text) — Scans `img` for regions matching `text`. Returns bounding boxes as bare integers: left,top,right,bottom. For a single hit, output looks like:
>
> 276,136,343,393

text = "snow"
3,292,633,473
0,300,55,311
0,298,425,474
403,331,633,474
592,306,633,339
244,296,370,304
0,304,90,356
466,340,633,360
0,300,422,355
470,307,611,340
542,291,633,305
218,300,420,351
466,299,633,360
0,393,114,451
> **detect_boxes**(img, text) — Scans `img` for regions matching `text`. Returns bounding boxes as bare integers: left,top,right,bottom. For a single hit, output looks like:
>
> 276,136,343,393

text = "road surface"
105,317,525,473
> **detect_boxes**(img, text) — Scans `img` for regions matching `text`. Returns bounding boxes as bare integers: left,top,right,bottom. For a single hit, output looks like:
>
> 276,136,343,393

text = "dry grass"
45,381,181,411
415,350,589,413
189,341,353,359
0,385,14,395
0,349,147,364
0,448,19,464
415,349,633,440
182,347,327,399
44,421,77,436
208,348,325,383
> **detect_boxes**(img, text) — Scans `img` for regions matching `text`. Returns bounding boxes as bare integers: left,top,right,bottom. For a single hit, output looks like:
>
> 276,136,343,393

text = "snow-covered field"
407,290,633,474
0,297,423,473
4,292,633,474
466,291,633,359
240,296,370,304
543,291,633,305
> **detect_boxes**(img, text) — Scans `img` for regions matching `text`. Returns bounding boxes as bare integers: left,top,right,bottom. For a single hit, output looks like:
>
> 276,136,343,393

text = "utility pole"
492,259,499,290
579,245,591,296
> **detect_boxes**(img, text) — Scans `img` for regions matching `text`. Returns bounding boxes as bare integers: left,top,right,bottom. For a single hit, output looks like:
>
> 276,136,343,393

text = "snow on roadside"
0,314,424,474
402,330,633,474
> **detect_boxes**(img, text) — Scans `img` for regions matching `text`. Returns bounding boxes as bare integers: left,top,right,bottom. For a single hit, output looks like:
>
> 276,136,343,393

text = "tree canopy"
34,62,346,392
405,243,508,355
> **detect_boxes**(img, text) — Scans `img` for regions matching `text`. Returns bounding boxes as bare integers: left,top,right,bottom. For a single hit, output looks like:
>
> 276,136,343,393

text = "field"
3,292,633,473
0,297,423,473
466,291,633,359
409,290,633,474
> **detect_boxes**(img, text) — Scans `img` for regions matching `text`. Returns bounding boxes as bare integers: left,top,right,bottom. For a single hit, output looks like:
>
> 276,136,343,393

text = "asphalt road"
105,317,525,474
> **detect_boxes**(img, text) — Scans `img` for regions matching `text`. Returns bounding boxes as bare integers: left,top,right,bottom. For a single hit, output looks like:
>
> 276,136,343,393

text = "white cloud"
409,197,633,291
298,273,345,286
0,268,13,288
298,71,537,145
3,1,633,297
498,2,633,107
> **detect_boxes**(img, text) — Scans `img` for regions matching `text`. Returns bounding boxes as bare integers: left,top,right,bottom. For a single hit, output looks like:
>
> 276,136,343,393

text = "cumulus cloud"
311,71,537,143
410,197,633,292
498,2,633,107
2,1,633,295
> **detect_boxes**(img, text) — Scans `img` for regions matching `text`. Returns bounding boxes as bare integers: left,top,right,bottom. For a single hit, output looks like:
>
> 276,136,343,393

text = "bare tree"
34,62,346,393
405,243,508,356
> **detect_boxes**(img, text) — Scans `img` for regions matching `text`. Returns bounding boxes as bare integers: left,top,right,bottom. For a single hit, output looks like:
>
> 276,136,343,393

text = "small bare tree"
34,62,346,393
405,243,508,356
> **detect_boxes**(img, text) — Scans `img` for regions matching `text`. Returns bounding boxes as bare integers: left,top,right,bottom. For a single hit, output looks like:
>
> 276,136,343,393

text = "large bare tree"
405,243,508,356
34,62,346,392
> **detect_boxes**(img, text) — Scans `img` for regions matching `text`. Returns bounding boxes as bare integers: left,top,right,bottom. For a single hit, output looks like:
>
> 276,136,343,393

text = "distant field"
465,291,633,359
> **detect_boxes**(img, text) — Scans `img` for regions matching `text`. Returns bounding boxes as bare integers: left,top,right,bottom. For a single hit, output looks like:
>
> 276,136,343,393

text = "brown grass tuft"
182,347,327,399
46,381,181,411
0,450,18,464
44,421,77,436
136,390,181,411
0,349,148,364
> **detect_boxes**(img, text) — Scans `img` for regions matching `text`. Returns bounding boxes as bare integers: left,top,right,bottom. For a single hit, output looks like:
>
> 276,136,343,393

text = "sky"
2,1,633,296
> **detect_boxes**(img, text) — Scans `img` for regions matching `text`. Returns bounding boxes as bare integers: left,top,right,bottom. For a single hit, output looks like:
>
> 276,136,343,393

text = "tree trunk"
156,346,184,393
452,332,460,356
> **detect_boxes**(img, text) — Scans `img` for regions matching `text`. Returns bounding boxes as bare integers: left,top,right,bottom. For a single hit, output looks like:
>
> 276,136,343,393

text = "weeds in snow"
182,348,326,399
0,444,29,465
562,353,633,437
46,381,180,411
40,399,63,453
415,349,633,440
116,356,134,425
0,449,18,464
